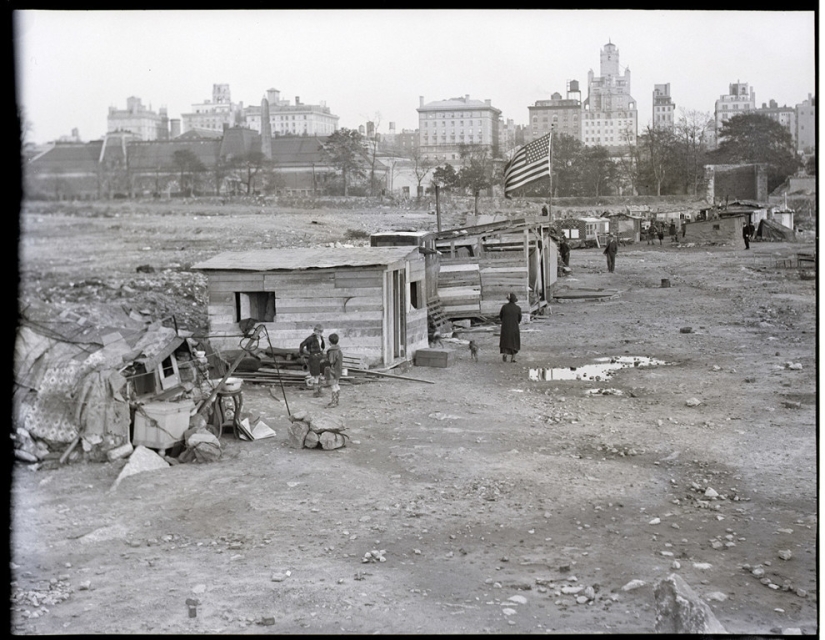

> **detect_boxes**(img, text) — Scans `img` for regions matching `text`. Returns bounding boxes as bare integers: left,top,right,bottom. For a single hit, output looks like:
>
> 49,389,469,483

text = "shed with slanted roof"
192,247,428,367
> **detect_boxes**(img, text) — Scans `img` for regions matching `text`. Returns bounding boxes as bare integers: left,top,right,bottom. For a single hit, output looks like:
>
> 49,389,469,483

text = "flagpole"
548,126,554,223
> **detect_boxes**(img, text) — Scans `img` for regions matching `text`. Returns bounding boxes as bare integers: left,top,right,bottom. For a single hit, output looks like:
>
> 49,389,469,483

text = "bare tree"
408,144,435,202
675,109,712,196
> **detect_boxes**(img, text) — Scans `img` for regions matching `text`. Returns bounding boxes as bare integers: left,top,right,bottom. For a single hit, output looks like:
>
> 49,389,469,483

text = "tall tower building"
583,41,638,149
652,84,675,130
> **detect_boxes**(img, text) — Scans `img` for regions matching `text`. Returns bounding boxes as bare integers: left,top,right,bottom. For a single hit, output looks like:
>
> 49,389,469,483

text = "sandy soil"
11,199,818,634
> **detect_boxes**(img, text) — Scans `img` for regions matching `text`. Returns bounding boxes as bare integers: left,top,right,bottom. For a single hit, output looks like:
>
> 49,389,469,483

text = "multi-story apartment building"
244,89,338,137
714,82,756,143
755,99,796,146
180,84,244,135
795,94,816,154
652,83,675,130
526,80,583,144
107,97,170,141
499,118,525,156
583,42,638,149
417,95,501,162
377,123,418,155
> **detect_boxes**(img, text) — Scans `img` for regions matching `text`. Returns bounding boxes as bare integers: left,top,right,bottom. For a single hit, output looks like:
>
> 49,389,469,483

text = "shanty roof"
219,127,261,159
270,136,329,166
192,246,419,271
26,141,104,173
126,139,223,171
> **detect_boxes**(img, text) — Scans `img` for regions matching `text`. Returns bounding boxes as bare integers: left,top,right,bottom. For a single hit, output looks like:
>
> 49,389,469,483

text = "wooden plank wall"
478,254,530,316
204,264,428,367
437,259,481,316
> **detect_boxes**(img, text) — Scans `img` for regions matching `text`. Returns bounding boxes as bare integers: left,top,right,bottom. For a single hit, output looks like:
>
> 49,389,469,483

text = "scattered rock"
649,518,661,525
692,563,713,571
685,398,701,407
109,446,170,492
777,549,793,561
584,586,595,600
782,629,802,635
796,588,807,598
706,591,727,602
508,595,528,605
653,573,727,634
621,579,646,592
751,567,765,578
576,595,589,604
671,561,681,570
704,488,719,498
561,586,583,595
271,572,290,582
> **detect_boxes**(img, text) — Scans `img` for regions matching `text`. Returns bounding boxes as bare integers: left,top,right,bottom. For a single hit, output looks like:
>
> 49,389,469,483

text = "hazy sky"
14,10,816,145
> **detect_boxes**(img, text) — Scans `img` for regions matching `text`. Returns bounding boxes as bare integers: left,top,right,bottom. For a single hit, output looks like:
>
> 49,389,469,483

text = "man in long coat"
604,233,619,273
499,293,522,363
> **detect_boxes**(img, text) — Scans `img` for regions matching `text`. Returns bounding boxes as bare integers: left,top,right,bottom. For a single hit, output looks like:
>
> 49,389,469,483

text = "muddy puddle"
529,356,668,382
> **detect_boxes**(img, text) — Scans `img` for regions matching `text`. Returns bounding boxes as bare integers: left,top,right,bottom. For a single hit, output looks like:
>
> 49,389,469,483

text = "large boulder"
653,573,727,634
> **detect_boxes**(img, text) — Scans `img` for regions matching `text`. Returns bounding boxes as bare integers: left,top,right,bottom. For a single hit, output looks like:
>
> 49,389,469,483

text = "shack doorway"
385,269,407,362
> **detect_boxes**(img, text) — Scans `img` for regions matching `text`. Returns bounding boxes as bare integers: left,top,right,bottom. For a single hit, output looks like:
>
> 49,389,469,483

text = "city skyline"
14,10,816,146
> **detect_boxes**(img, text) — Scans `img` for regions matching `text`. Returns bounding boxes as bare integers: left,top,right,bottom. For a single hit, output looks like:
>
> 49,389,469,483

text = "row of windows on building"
422,120,484,127
424,112,485,119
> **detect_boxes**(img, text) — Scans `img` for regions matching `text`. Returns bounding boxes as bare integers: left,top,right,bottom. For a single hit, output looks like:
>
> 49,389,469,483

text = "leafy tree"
322,128,366,196
551,134,585,197
458,145,495,215
615,124,642,195
804,154,816,176
431,163,459,191
579,146,616,197
171,148,206,196
711,112,801,192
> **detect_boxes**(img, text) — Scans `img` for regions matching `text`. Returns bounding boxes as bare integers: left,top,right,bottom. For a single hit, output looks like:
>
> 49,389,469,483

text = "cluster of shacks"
14,215,558,464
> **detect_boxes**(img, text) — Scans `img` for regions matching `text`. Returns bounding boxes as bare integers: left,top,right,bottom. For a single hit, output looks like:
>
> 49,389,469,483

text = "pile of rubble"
287,410,348,450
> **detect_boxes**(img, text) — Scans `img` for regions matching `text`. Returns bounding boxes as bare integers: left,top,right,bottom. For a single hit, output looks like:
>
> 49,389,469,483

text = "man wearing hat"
499,293,522,363
299,324,327,397
603,233,619,273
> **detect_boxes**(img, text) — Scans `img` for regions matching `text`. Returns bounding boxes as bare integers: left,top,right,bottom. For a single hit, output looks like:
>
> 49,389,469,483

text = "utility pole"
435,184,442,232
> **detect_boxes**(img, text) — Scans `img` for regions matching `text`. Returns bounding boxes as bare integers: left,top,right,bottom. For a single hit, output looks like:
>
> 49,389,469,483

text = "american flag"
503,133,552,198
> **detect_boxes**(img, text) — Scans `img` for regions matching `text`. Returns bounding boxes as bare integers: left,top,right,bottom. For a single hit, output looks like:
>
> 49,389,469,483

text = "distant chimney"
419,96,424,108
295,96,300,105
170,119,181,138
465,94,469,102
485,99,491,106
389,122,395,131
71,127,79,139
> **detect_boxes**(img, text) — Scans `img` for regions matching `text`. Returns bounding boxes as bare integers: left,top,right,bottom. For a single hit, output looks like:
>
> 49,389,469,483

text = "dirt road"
11,200,818,634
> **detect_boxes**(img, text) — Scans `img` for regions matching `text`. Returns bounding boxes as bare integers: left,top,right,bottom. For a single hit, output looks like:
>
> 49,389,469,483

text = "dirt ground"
11,199,819,634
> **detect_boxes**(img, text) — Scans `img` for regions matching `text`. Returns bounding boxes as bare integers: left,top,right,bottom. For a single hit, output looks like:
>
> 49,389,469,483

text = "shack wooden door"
384,268,407,363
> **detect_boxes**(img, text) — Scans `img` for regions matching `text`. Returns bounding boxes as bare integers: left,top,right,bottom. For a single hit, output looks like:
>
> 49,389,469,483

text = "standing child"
299,324,326,397
325,333,343,408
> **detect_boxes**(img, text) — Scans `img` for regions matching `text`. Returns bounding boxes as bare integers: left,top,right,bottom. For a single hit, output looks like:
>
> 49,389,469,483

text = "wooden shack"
606,212,643,243
557,217,610,247
682,214,745,246
192,247,428,367
369,230,452,335
433,217,556,320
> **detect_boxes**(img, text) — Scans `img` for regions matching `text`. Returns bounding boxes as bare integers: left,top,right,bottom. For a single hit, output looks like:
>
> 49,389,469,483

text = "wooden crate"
414,348,454,368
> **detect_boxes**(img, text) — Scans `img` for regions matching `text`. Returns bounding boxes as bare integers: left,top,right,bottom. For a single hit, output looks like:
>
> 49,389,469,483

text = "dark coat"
499,302,522,353
604,239,618,257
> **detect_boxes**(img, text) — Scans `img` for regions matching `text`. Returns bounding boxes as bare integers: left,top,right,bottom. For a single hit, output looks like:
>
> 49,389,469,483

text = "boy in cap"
299,324,326,397
324,333,343,408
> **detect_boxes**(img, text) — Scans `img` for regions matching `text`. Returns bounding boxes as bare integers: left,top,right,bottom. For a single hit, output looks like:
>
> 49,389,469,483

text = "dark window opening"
161,355,175,378
410,281,424,310
235,292,276,322
713,224,721,230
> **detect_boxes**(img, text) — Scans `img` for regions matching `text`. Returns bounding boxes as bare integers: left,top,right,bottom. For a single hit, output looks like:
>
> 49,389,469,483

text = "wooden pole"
348,367,435,384
435,184,442,232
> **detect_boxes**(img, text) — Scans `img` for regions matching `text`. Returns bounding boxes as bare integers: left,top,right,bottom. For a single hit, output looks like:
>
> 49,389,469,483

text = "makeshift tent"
756,218,797,242
14,305,197,461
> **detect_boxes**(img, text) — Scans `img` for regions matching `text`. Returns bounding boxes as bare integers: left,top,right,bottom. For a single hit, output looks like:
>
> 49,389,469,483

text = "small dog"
468,340,479,362
428,331,444,348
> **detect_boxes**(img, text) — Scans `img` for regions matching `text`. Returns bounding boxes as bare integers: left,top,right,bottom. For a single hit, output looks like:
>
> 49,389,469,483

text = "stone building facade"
417,95,501,162
583,42,638,149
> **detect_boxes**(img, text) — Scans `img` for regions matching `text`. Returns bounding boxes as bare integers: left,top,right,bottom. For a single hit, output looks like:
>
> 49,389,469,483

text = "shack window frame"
235,292,276,323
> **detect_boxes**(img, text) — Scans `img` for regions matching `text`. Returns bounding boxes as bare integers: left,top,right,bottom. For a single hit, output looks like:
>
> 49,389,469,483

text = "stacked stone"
287,410,348,450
